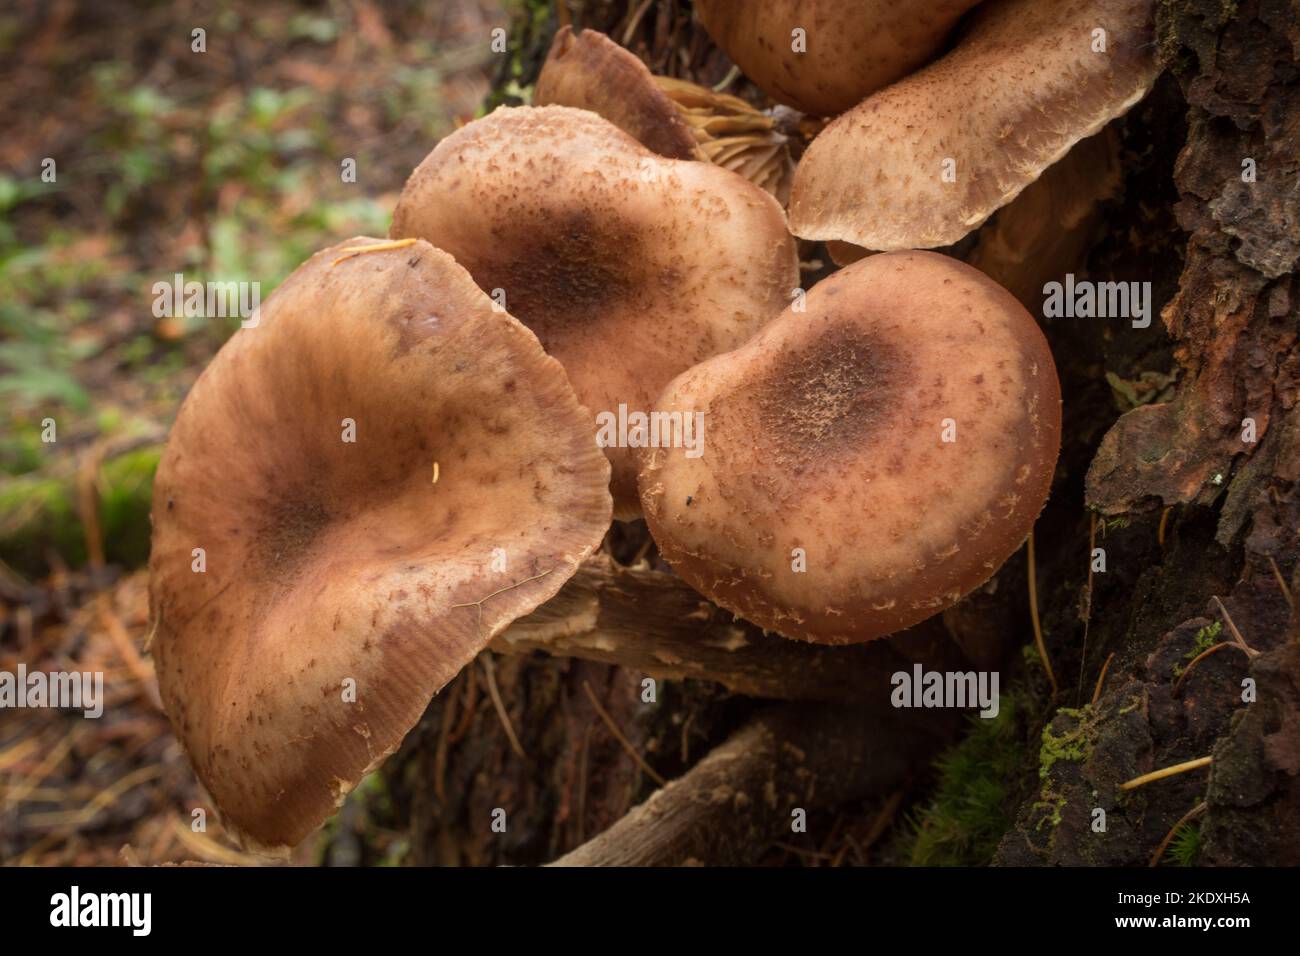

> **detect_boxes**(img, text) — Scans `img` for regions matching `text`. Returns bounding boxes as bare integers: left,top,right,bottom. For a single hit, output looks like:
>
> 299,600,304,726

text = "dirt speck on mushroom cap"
390,105,798,519
148,237,611,851
638,251,1061,645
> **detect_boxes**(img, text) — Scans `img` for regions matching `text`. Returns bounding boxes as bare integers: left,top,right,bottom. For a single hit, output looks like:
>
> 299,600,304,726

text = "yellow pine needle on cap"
331,238,419,266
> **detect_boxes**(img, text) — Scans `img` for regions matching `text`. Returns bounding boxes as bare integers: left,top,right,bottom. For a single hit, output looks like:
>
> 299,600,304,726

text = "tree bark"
997,0,1300,866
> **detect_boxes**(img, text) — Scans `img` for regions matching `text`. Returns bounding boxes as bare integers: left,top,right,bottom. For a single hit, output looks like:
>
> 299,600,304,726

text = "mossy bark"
999,0,1300,866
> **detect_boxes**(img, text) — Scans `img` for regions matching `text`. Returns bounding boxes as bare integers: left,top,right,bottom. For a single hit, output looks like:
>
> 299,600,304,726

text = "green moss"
480,0,551,113
906,693,1028,866
1039,706,1098,779
1105,369,1178,412
0,443,159,576
1168,821,1203,866
99,446,160,567
315,771,406,867
1155,0,1239,71
1173,621,1222,677
1031,790,1067,832
0,421,47,476
1029,705,1101,839
0,472,81,567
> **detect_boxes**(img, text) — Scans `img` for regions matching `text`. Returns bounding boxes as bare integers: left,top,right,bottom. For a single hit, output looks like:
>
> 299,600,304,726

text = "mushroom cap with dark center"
789,0,1158,250
391,106,798,519
638,251,1061,645
149,237,611,852
694,0,983,116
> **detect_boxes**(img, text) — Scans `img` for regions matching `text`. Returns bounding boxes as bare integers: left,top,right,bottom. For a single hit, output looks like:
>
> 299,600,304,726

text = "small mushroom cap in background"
534,25,701,160
535,26,795,203
638,251,1061,645
148,237,611,852
391,106,799,519
694,0,982,117
788,0,1157,251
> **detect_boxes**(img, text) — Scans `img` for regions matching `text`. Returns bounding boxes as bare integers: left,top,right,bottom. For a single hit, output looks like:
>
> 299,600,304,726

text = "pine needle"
1157,505,1173,547
1211,595,1259,658
1267,555,1293,610
1091,651,1114,706
1027,531,1057,696
1120,756,1212,791
582,680,666,786
1149,801,1207,867
479,653,526,759
1078,512,1098,704
1172,640,1253,697
330,238,418,265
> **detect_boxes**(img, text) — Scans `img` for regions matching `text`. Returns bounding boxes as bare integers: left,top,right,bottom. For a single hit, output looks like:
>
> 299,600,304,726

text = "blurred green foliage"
1,19,417,575
0,445,160,575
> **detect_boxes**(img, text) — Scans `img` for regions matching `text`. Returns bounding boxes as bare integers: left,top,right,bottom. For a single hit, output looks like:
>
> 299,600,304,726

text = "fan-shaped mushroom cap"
788,0,1158,251
638,251,1061,645
535,25,701,160
148,237,611,852
694,0,982,117
391,106,799,519
535,27,795,202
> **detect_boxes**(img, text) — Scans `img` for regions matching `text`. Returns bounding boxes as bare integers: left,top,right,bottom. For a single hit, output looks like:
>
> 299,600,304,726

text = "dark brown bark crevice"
550,702,955,867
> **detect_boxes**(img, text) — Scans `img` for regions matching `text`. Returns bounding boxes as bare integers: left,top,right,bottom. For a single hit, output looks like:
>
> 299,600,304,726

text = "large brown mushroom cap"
638,251,1061,645
694,0,982,117
789,0,1158,251
148,237,611,852
391,105,798,519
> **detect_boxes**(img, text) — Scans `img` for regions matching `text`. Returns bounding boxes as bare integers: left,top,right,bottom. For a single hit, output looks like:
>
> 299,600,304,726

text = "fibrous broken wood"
492,554,975,702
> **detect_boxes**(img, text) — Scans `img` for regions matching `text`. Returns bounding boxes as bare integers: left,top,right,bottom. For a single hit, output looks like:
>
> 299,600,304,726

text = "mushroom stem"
491,555,973,703
548,701,953,866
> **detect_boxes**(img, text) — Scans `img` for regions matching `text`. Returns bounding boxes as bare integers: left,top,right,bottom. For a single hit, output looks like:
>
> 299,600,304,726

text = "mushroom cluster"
389,105,798,517
150,0,1160,852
